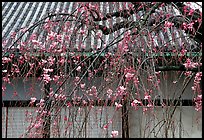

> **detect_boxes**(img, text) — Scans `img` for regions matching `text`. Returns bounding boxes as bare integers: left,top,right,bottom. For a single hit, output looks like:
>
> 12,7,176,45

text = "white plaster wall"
5,107,37,138
3,71,197,101
50,106,122,138
128,106,202,138
2,106,202,138
181,106,202,138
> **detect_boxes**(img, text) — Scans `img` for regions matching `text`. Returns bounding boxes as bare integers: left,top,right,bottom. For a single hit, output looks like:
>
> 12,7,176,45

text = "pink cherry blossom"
191,86,196,91
115,102,122,110
34,123,41,129
106,88,113,98
57,34,62,43
90,86,98,97
31,40,42,46
103,124,108,130
182,22,188,30
181,49,187,56
147,103,153,108
3,77,11,84
111,130,118,138
29,33,37,40
48,56,55,66
191,72,202,94
49,91,54,97
43,68,53,73
36,99,45,108
30,97,37,104
133,77,139,86
67,102,72,107
43,74,52,83
183,58,196,69
54,94,59,99
10,31,16,39
194,94,202,111
187,22,194,31
53,75,60,83
144,93,151,100
119,86,126,93
182,22,194,31
75,76,80,82
125,72,134,79
143,107,148,112
50,42,58,50
80,83,85,89
183,5,189,14
164,21,174,28
131,99,141,105
2,57,11,63
59,57,65,65
107,89,113,94
64,116,68,121
2,70,7,73
41,59,47,65
2,85,6,91
76,66,81,72
131,99,141,110
116,86,127,96
173,81,177,84
184,71,192,76
48,31,57,41
188,8,194,15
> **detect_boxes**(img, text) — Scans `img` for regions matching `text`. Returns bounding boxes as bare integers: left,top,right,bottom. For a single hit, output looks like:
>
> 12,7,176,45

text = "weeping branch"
88,2,202,44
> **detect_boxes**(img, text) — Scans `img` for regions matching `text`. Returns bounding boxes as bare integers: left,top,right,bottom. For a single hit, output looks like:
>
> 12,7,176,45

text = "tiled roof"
2,2,200,52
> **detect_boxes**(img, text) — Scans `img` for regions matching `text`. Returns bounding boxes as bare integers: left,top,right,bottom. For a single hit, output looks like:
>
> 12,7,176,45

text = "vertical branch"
179,100,182,138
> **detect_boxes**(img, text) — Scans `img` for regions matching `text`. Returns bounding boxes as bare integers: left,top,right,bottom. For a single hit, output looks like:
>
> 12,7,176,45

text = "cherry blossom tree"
2,2,202,138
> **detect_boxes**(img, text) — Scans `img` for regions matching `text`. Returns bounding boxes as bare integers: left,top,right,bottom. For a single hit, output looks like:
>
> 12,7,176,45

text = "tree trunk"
42,83,51,138
122,96,129,138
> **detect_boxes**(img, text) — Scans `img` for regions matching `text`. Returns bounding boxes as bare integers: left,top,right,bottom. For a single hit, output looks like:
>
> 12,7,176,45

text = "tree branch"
92,20,137,35
172,2,202,43
87,3,143,21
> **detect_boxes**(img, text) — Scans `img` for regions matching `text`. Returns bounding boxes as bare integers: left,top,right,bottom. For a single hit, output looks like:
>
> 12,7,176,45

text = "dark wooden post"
42,82,51,138
122,95,129,138
5,107,8,138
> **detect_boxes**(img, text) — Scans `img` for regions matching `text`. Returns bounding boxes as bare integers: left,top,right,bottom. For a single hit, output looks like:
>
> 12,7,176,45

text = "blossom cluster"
124,67,135,83
194,94,202,112
183,58,199,69
182,22,194,31
192,72,202,93
86,86,98,97
42,68,53,84
131,99,141,111
115,102,122,110
116,86,127,96
111,130,119,138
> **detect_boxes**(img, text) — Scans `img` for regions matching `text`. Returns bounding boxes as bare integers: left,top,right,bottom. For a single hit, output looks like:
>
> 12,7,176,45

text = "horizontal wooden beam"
2,99,196,107
155,65,202,72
